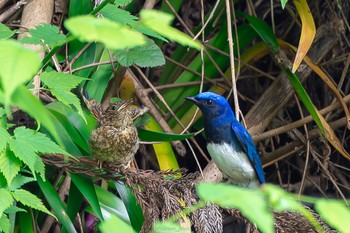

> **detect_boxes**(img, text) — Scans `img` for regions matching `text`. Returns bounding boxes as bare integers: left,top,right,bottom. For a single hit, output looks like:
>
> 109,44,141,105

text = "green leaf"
37,176,77,233
70,173,104,220
0,189,13,217
20,24,66,48
152,221,190,233
140,10,202,50
0,150,21,186
114,183,143,231
64,181,83,232
0,24,14,40
237,12,279,53
280,0,288,9
197,183,274,233
4,206,26,214
0,127,10,151
65,15,146,50
11,86,65,149
115,40,165,67
9,126,69,179
316,200,350,233
0,213,10,233
9,174,35,191
132,23,167,42
46,102,91,154
13,126,68,155
138,128,195,142
12,189,54,218
41,71,87,120
263,184,323,232
101,4,138,25
95,185,131,223
283,69,324,134
115,0,132,6
99,215,134,233
0,40,41,106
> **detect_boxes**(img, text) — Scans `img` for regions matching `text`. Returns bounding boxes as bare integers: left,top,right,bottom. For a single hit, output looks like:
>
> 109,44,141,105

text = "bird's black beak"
185,96,199,105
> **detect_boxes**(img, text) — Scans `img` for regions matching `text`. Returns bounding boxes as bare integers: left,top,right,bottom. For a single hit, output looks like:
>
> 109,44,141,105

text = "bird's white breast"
207,142,259,188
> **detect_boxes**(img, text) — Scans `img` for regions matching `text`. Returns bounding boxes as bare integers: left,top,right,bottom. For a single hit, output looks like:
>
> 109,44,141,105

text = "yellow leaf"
292,0,316,73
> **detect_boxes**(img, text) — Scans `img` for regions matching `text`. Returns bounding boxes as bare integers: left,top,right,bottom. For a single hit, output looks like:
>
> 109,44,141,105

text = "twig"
0,0,27,22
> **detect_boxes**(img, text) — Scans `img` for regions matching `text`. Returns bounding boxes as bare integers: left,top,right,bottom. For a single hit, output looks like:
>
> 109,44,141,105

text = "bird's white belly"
207,142,259,188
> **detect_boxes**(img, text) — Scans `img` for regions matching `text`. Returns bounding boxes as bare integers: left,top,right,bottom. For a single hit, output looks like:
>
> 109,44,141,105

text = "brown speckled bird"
84,97,141,167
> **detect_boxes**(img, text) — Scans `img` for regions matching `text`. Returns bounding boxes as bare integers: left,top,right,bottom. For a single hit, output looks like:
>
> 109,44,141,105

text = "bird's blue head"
185,92,235,122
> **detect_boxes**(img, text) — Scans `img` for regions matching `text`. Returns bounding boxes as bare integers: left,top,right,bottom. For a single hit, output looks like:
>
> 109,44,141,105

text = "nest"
42,154,335,233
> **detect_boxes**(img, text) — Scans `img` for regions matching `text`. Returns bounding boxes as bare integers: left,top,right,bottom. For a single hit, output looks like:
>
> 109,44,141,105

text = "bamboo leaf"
292,0,316,73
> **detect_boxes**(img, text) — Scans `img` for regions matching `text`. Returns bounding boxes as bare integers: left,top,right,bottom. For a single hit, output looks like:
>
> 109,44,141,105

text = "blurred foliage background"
0,0,350,232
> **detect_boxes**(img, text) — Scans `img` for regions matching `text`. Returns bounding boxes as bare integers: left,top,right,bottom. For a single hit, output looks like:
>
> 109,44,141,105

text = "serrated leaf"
12,189,55,218
10,174,35,191
115,40,165,67
0,24,14,40
41,71,87,120
4,205,26,214
65,15,146,50
21,24,66,48
133,23,167,42
115,0,132,6
0,189,13,217
0,40,41,106
140,10,202,50
0,150,21,186
101,4,138,25
0,213,10,233
9,127,69,179
316,200,350,233
99,215,134,233
0,127,10,151
9,140,41,179
197,183,274,233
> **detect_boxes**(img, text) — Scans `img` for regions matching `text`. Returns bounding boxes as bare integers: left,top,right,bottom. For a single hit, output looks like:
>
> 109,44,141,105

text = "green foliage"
101,4,138,25
140,10,202,50
65,15,147,50
152,221,191,233
99,215,134,233
0,24,14,40
315,200,350,233
0,40,41,107
41,71,87,120
70,173,104,220
11,189,54,217
1,1,348,232
138,128,194,142
20,24,66,48
8,127,69,181
197,183,274,233
0,213,10,233
37,176,77,233
280,0,289,9
115,40,165,67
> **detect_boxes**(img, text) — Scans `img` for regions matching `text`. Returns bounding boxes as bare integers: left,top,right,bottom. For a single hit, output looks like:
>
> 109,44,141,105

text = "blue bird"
186,92,265,188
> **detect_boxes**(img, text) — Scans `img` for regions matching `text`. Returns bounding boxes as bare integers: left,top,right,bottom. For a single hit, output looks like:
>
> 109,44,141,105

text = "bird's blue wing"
231,121,266,183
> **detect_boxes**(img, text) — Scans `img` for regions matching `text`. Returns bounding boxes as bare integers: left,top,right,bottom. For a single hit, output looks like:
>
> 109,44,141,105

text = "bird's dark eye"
206,100,213,105
111,105,117,111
